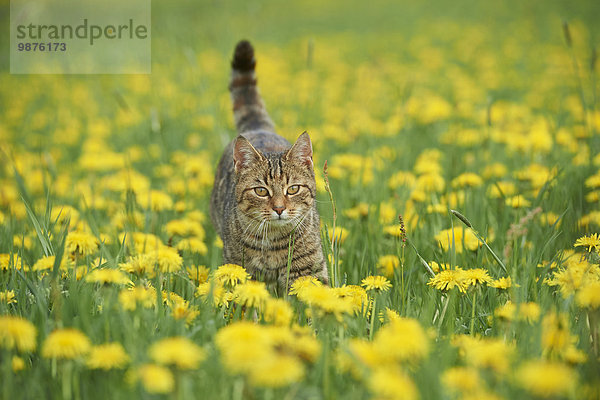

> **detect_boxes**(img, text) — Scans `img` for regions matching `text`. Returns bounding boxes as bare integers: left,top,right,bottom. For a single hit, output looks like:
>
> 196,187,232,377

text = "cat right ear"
233,136,263,172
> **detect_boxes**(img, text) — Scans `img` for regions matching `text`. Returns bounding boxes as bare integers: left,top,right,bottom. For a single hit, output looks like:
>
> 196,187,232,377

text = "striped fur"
210,41,328,292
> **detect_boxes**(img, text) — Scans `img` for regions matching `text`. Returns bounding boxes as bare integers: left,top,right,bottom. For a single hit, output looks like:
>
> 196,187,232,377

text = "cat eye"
254,187,269,197
287,185,300,195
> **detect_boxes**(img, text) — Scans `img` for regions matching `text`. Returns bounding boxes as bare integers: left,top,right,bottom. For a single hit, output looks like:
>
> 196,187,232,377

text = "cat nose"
272,205,285,215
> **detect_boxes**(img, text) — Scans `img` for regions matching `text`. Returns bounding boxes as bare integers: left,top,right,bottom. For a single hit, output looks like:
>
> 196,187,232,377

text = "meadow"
1,0,600,399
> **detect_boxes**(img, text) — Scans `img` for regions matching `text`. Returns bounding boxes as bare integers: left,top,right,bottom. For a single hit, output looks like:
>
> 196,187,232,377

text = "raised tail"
229,40,275,134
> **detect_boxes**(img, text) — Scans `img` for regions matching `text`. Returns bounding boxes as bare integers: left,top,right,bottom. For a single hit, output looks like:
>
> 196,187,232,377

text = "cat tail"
229,40,275,133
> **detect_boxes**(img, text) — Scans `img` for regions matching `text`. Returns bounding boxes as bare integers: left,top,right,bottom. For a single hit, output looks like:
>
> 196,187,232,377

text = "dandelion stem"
322,333,331,399
61,361,72,400
369,296,377,341
437,294,450,332
233,378,244,400
470,290,477,335
589,310,599,357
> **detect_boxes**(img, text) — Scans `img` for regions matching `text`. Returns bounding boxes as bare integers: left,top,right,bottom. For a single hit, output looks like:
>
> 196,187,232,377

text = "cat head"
233,132,316,226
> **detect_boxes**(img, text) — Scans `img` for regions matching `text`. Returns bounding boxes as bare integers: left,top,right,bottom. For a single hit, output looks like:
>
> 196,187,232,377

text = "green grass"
1,0,600,399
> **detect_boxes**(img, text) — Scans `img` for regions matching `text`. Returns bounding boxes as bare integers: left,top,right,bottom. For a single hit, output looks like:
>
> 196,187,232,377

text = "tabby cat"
210,40,329,292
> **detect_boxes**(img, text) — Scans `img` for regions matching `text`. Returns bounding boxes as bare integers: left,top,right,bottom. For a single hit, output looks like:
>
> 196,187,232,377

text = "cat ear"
286,131,313,169
233,136,263,172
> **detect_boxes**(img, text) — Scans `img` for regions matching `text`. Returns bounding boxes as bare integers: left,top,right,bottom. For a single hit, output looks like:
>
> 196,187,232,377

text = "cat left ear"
286,131,313,169
233,136,263,172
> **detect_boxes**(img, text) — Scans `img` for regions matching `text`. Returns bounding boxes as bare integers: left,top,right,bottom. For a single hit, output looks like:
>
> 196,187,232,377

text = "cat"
210,40,329,292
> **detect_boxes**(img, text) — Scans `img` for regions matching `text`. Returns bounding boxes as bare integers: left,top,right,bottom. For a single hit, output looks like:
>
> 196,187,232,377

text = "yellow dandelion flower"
574,233,600,253
87,343,130,370
428,268,468,292
373,317,429,363
0,290,17,304
495,301,516,321
347,339,381,374
361,275,392,292
562,345,587,364
42,328,91,360
170,298,200,324
134,364,174,394
542,313,576,355
215,322,273,374
12,355,26,372
288,275,322,296
328,226,349,244
368,366,418,400
578,211,600,228
288,327,321,362
65,231,98,256
388,170,416,190
233,281,270,308
214,263,249,287
119,232,165,253
262,298,294,326
146,247,183,273
487,181,517,199
547,256,599,297
383,224,407,237
165,218,205,239
196,281,233,307
520,302,541,322
0,315,37,352
505,195,531,208
333,285,369,315
186,265,210,284
33,255,63,272
426,203,447,214
376,255,400,277
176,237,208,254
379,201,397,224
576,281,600,309
137,190,173,211
86,268,131,285
586,190,600,203
489,276,516,289
296,285,353,319
119,254,155,277
248,354,305,388
435,227,481,253
482,163,508,179
442,366,482,395
343,202,370,219
415,173,446,193
516,360,576,398
379,307,401,324
149,336,206,370
119,285,156,311
13,235,33,250
495,301,540,323
462,268,492,286
451,172,483,188
0,253,27,271
453,335,513,374
585,173,600,189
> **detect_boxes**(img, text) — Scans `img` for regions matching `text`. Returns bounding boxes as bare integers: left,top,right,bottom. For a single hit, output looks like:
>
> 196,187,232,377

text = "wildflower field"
1,0,600,398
